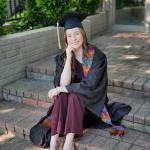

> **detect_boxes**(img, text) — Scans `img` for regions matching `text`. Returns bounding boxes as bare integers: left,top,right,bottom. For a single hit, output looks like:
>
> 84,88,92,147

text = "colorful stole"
82,48,125,137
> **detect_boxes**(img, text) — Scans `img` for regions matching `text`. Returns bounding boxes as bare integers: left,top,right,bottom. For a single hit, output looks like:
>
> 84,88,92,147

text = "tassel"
109,125,126,137
57,22,62,49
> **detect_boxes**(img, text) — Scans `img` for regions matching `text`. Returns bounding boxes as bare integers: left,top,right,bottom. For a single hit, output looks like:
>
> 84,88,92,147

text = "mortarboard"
57,12,87,49
59,12,87,30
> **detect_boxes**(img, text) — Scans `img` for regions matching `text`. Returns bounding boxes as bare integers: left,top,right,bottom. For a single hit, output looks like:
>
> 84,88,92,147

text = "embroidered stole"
82,48,112,124
82,48,124,133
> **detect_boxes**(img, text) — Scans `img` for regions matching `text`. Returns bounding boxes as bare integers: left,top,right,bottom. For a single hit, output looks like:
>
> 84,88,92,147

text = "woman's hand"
48,87,60,99
48,87,68,99
66,46,74,59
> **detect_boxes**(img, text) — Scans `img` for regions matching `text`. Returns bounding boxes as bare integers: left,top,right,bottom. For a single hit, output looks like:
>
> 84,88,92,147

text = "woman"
30,13,131,150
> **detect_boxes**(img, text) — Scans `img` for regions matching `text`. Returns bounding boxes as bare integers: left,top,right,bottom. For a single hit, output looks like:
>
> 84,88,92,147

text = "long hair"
63,28,89,80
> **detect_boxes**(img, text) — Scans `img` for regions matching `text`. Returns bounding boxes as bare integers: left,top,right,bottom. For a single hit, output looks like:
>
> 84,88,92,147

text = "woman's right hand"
48,87,60,99
66,46,74,59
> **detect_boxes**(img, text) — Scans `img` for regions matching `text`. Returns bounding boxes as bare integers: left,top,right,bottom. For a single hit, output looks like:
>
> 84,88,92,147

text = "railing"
7,0,25,21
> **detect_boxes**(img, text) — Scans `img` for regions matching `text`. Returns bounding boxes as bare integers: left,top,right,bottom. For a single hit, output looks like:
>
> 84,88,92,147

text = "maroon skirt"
49,93,85,137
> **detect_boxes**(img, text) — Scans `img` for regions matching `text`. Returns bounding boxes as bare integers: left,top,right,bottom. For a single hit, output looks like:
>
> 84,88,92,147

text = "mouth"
71,42,79,46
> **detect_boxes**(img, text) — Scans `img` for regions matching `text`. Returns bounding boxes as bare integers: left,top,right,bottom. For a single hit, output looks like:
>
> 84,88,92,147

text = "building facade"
103,0,150,32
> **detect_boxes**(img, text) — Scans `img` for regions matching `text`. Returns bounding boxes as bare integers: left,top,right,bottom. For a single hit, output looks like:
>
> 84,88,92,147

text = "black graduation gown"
30,47,131,148
54,47,131,120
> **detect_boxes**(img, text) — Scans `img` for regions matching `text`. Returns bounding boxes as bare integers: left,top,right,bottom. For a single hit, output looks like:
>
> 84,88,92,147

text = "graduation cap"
57,12,87,49
59,12,87,30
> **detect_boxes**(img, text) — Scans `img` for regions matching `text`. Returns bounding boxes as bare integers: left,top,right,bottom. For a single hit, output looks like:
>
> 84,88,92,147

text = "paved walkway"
91,32,150,78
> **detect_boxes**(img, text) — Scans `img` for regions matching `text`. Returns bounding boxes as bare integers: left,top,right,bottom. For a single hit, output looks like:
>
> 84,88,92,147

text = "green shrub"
15,0,79,30
0,0,7,26
16,0,101,31
76,0,100,15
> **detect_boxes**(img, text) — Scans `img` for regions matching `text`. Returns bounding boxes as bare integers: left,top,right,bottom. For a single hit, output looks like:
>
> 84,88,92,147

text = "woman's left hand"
48,87,60,99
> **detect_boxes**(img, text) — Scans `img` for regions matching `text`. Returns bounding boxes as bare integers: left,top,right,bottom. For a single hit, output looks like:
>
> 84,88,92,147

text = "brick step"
3,78,54,109
0,135,49,150
26,56,150,97
25,55,56,81
108,85,150,99
2,78,150,134
1,100,150,150
108,72,150,98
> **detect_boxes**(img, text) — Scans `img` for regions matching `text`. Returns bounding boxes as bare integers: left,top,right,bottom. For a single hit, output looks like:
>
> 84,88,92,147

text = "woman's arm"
60,46,73,86
60,56,72,86
48,47,73,99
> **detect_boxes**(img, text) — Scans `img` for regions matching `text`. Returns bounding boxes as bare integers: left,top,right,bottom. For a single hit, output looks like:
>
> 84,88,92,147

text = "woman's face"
66,27,83,51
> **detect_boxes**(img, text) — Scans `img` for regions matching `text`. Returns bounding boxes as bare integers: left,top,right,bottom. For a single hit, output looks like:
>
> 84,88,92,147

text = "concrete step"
2,78,150,134
1,100,150,150
25,56,150,98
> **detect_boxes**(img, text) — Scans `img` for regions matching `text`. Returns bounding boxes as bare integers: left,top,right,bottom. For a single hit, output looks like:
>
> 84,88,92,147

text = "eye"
75,32,80,36
67,34,71,38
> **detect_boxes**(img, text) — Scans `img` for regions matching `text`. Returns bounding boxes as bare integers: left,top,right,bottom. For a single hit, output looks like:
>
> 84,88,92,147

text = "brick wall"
0,12,108,99
0,26,61,99
86,12,107,37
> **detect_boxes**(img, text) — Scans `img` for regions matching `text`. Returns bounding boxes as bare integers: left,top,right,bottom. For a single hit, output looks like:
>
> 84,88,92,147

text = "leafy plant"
76,0,100,15
1,0,102,34
16,0,79,30
0,0,7,26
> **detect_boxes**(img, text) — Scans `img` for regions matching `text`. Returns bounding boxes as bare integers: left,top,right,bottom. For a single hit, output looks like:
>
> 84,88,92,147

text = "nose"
71,35,77,41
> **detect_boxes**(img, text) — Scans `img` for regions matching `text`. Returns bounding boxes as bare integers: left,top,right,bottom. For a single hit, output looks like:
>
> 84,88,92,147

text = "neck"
74,48,83,62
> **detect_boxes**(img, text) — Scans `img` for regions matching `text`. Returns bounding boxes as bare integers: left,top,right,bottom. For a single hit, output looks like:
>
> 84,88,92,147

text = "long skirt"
49,93,85,137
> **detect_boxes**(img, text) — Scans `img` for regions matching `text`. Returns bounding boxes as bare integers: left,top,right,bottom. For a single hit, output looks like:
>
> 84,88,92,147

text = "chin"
72,45,81,50
72,48,77,52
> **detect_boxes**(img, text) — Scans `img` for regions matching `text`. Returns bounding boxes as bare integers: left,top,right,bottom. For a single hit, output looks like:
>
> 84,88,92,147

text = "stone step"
2,78,150,134
1,100,150,150
25,56,150,98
